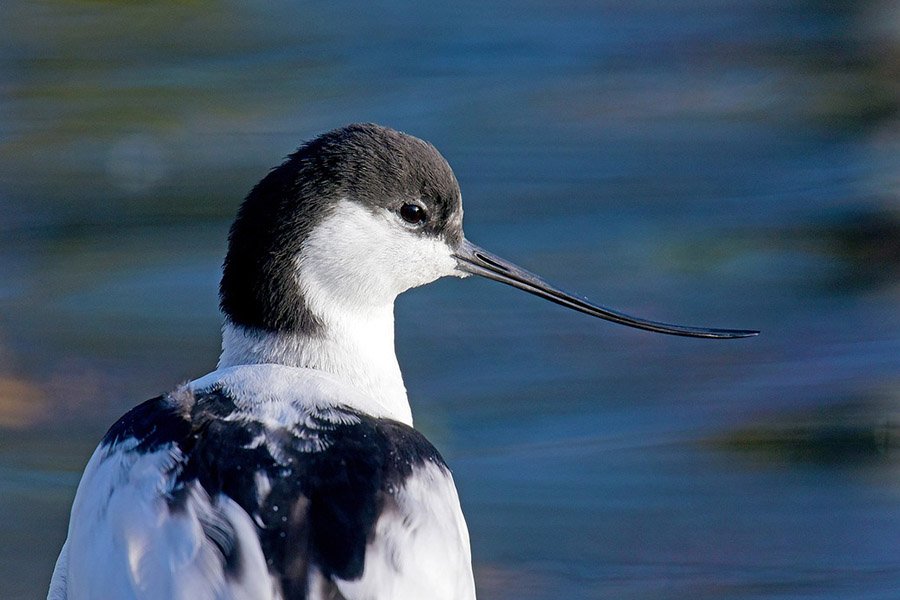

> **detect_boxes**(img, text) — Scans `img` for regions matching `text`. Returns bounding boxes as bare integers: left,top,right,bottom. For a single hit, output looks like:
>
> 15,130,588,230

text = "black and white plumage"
52,366,472,599
49,124,755,600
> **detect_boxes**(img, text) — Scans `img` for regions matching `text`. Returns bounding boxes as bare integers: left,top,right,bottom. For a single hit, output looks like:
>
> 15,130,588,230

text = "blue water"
1,0,898,598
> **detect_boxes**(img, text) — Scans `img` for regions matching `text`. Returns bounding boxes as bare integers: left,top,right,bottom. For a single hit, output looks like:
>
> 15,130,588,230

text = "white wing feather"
50,442,275,600
333,462,476,600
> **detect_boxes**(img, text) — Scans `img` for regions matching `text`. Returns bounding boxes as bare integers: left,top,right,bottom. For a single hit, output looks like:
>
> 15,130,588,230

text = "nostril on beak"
474,252,511,273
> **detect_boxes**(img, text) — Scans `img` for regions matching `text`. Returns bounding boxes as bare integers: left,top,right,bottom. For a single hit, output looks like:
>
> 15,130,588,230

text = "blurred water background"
1,1,899,598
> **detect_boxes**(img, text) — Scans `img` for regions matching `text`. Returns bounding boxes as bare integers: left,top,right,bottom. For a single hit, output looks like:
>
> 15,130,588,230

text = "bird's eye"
399,203,427,225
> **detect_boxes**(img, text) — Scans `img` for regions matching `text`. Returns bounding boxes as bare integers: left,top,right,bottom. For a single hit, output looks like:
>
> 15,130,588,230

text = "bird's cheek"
394,236,459,291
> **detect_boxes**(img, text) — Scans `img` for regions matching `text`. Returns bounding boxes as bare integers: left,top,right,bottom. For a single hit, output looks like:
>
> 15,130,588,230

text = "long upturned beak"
453,239,758,339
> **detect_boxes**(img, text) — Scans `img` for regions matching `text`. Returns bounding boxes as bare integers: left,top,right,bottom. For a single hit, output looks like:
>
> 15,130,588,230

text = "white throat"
218,200,461,426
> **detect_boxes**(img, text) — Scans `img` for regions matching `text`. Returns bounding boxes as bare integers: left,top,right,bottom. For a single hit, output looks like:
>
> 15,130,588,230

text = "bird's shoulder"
100,379,448,497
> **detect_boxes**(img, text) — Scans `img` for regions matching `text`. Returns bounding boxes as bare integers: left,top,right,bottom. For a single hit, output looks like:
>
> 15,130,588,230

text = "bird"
48,123,757,600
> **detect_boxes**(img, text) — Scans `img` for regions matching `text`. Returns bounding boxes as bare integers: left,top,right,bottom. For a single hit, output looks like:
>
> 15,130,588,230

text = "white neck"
216,199,464,426
217,308,412,425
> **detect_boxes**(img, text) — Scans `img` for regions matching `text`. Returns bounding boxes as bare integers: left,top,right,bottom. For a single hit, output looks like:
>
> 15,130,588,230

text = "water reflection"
706,396,898,465
1,0,898,598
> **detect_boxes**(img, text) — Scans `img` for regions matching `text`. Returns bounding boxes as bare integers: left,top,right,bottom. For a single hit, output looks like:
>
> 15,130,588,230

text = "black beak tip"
710,328,760,339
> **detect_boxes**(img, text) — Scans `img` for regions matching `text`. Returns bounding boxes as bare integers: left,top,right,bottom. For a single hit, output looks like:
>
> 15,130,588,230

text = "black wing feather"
101,386,448,599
